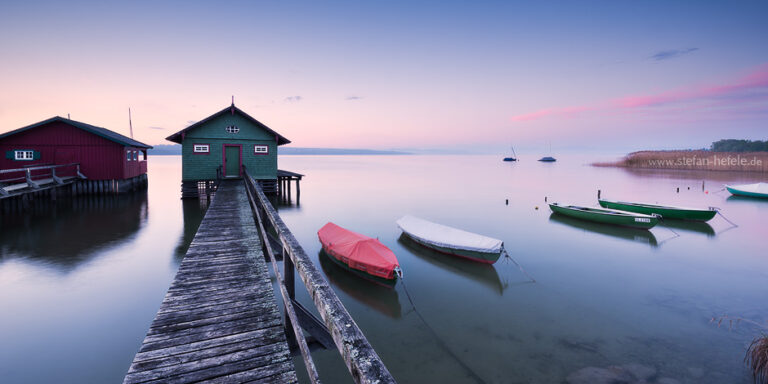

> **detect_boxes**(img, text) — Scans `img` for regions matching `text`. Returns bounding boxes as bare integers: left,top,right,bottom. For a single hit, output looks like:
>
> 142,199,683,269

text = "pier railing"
0,163,84,185
242,167,396,384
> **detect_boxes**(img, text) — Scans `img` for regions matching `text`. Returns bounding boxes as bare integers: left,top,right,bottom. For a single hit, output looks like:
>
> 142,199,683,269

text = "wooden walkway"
124,180,297,384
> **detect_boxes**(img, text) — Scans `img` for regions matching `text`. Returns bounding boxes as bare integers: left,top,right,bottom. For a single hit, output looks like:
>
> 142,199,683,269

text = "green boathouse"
167,104,296,198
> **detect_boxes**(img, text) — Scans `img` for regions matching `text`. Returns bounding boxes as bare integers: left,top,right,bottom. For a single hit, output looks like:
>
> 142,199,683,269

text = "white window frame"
15,150,34,161
225,125,239,133
193,144,210,153
254,145,269,155
127,150,132,161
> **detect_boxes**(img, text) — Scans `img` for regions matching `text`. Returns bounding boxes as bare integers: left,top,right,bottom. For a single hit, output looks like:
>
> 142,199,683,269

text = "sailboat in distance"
538,142,556,162
503,146,518,162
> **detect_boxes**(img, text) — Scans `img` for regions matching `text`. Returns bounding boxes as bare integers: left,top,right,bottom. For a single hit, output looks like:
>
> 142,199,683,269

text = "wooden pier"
124,180,297,383
126,169,396,383
277,170,303,204
0,163,149,213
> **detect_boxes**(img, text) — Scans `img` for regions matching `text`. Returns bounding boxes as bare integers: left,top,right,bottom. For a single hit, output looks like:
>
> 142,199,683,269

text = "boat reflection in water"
727,194,768,204
397,234,507,295
0,191,148,273
549,213,658,247
657,220,715,238
318,250,402,319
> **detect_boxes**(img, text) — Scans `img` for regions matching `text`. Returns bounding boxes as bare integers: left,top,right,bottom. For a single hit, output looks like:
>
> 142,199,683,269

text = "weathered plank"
124,180,297,384
245,173,396,384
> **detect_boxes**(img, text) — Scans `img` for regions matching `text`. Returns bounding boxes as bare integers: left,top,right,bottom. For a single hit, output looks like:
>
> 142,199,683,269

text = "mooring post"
597,189,601,199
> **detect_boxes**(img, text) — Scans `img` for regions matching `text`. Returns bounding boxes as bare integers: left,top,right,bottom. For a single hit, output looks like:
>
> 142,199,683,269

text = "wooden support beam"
244,172,396,384
52,168,64,185
26,169,40,189
296,179,300,204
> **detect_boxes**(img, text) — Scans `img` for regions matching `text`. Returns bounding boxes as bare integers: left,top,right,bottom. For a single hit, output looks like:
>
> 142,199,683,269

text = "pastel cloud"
650,48,698,61
284,96,303,103
510,63,768,123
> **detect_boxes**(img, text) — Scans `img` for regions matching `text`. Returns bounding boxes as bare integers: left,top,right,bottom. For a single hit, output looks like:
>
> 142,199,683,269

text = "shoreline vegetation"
594,139,768,173
594,150,768,173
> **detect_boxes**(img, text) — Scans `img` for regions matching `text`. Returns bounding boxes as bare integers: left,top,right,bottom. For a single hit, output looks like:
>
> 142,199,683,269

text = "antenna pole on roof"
231,95,235,115
129,108,134,139
67,113,70,119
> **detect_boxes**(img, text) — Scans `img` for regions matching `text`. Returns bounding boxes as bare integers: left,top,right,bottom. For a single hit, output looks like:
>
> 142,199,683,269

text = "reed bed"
593,150,768,172
747,336,768,384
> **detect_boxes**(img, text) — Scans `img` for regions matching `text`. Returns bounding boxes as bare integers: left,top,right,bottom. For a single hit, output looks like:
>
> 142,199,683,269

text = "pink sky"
510,63,768,123
1,2,766,153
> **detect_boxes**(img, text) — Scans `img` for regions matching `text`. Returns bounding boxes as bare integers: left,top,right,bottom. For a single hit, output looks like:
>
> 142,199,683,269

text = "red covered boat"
317,222,402,280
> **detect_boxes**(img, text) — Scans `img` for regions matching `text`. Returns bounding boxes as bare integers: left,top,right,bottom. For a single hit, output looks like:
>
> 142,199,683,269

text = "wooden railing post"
283,246,298,350
243,170,397,384
26,169,40,189
52,167,63,185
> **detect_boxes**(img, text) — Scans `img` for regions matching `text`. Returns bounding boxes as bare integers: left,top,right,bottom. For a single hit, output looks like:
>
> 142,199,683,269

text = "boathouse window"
127,151,132,161
14,150,35,161
193,144,210,153
254,145,269,155
133,151,138,161
225,125,239,133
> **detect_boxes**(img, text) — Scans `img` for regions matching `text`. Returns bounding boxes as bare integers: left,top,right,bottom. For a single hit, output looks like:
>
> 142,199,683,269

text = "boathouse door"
224,145,241,178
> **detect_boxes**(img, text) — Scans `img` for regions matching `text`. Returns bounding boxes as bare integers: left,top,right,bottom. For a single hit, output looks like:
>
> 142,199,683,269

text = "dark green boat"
549,203,659,229
549,213,658,247
598,199,717,222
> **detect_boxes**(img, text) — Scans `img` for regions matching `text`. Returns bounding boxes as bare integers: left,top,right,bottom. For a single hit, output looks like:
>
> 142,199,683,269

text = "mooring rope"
501,248,536,283
655,216,681,244
398,276,488,384
715,209,739,228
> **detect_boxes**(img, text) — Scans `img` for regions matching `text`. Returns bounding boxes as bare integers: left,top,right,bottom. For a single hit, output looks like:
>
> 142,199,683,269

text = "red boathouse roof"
0,116,152,149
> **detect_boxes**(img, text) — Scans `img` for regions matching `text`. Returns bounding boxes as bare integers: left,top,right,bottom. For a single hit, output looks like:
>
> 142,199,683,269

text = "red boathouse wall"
0,120,147,180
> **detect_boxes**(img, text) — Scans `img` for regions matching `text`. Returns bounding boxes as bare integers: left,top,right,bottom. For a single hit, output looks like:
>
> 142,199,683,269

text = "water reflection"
658,220,716,237
548,213,659,247
397,234,506,295
619,167,767,184
726,195,768,204
173,198,209,262
318,251,402,319
0,192,148,273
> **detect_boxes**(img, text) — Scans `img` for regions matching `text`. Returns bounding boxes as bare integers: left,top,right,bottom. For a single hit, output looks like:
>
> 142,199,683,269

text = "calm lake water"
1,154,767,383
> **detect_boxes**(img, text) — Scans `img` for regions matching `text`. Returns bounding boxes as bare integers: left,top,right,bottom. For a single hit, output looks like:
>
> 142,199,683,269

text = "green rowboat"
598,199,717,222
549,203,659,229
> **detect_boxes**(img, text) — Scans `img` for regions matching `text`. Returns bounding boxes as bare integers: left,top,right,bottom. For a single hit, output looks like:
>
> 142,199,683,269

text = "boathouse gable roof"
0,116,152,149
166,105,290,145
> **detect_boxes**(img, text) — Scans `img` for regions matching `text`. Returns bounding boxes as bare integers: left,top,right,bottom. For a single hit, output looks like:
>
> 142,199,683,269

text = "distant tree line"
710,139,768,152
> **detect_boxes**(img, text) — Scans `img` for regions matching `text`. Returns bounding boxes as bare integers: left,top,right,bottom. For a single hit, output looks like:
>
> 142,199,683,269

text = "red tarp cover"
317,222,399,279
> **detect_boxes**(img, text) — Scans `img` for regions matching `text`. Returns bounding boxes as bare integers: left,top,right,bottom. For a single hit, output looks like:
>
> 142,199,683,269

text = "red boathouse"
0,116,152,192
